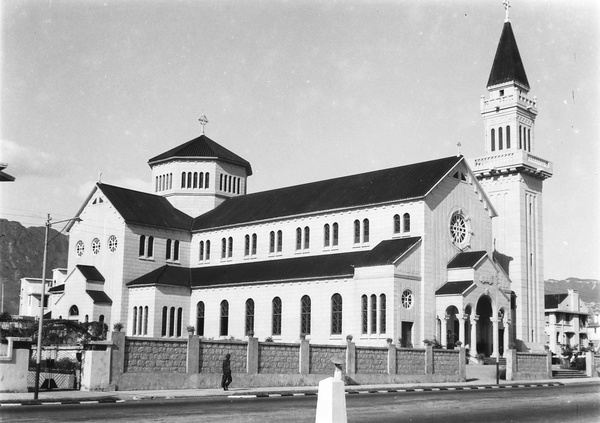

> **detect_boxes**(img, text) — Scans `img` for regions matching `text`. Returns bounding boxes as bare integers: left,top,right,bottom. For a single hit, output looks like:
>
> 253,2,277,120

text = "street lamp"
34,214,81,400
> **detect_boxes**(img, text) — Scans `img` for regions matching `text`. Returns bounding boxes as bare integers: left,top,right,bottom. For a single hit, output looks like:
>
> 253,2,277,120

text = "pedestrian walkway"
1,375,598,407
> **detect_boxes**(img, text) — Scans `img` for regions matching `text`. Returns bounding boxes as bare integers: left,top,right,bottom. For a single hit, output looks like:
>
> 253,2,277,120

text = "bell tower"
470,5,553,346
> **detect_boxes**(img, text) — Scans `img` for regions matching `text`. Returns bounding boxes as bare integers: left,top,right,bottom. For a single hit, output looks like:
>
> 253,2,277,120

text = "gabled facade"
545,289,590,354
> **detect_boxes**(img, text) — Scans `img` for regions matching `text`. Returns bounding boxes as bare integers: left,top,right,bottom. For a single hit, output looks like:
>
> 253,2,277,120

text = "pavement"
1,375,599,407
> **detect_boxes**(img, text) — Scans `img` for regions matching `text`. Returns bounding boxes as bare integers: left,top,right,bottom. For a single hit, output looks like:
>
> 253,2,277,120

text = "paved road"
2,383,599,422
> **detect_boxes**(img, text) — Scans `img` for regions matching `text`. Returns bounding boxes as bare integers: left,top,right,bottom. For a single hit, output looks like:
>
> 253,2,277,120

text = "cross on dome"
198,113,209,134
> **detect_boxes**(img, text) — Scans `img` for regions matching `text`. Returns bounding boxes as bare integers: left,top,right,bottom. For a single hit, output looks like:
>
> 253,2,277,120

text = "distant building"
0,163,15,182
19,269,67,318
544,289,590,353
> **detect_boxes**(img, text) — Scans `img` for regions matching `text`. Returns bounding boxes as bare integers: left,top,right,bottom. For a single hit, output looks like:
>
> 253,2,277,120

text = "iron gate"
28,346,83,391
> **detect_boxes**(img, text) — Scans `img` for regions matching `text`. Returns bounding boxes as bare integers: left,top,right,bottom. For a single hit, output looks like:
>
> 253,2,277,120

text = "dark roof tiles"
487,22,530,89
447,251,487,269
86,290,112,304
355,237,421,267
435,280,475,296
76,265,105,282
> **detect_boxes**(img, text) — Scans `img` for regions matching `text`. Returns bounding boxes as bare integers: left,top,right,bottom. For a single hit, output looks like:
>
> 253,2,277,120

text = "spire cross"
198,113,209,134
457,141,462,157
503,0,511,22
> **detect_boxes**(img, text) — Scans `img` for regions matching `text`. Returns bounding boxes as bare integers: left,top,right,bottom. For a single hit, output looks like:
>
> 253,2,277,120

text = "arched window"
173,240,179,261
237,178,241,194
304,226,310,249
161,306,167,336
220,300,229,336
380,294,386,334
169,173,172,189
148,236,154,258
506,125,511,149
205,172,210,188
269,231,275,254
193,172,198,188
99,315,104,323
332,223,338,246
169,307,175,337
138,306,143,335
69,305,79,316
277,230,283,252
296,228,302,250
181,172,186,188
394,214,400,234
300,295,311,335
176,307,183,337
498,126,503,150
206,240,211,260
363,219,369,243
196,301,205,337
331,294,342,335
324,224,330,247
133,306,138,335
143,306,148,335
199,172,204,188
519,126,523,149
251,234,257,255
527,129,531,151
228,175,232,192
221,238,227,259
139,235,146,256
166,239,172,260
272,297,282,336
155,177,159,192
491,128,495,151
219,174,223,191
228,237,233,258
354,220,360,244
199,241,205,261
245,299,255,336
245,234,250,256
403,213,410,233
361,295,368,334
187,172,192,188
370,294,377,333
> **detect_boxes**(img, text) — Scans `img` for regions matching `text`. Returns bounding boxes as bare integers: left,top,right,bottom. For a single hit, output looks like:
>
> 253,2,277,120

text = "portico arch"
445,306,459,348
476,295,493,356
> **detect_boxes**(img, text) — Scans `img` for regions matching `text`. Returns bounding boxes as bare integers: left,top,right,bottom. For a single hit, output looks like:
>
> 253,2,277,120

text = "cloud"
0,139,58,177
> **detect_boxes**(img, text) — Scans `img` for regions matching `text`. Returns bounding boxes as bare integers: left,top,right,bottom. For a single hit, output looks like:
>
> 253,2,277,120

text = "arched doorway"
446,306,459,348
476,295,493,356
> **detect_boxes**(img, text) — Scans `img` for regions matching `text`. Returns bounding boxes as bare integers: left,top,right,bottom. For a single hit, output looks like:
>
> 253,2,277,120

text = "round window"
449,211,470,247
108,235,118,252
401,289,413,309
92,238,101,254
76,240,85,257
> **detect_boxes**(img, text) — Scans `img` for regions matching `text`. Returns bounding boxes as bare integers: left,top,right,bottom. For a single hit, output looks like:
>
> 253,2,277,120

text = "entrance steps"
482,357,506,366
552,368,588,379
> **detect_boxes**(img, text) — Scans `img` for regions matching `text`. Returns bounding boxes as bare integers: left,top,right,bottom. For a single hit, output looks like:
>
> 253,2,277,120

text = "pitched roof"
148,134,252,175
487,22,530,89
545,293,568,309
76,265,105,282
48,284,65,293
435,280,475,296
355,237,421,267
447,251,487,269
86,290,112,304
97,183,193,230
192,156,462,230
128,238,422,288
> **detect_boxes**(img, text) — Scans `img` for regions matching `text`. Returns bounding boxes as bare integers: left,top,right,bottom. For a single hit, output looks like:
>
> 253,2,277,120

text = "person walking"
221,353,232,390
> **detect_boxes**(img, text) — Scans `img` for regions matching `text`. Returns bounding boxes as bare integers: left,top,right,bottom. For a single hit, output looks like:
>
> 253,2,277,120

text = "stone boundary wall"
396,348,426,375
355,346,388,374
505,349,551,381
124,338,187,373
516,352,546,373
432,349,460,375
309,345,346,374
258,342,298,374
198,340,247,373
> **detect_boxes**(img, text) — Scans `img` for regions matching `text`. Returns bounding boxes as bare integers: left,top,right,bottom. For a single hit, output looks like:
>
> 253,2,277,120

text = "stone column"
459,314,467,346
491,317,500,358
503,318,511,357
470,315,479,357
299,338,310,375
505,348,517,381
440,315,449,348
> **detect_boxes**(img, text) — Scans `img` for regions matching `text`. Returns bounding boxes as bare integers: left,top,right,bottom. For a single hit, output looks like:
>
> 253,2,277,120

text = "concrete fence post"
247,337,258,375
546,350,553,379
387,344,396,375
109,331,125,388
0,337,32,393
187,335,199,374
425,346,433,375
458,347,466,381
505,349,517,381
345,341,355,377
81,345,110,391
585,351,594,377
299,338,310,375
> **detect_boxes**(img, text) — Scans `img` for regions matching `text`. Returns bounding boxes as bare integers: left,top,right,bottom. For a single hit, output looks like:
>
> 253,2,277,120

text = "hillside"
545,277,600,315
0,219,69,315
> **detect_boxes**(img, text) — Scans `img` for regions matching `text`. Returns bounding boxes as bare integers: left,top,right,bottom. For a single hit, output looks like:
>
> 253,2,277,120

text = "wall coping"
127,336,188,344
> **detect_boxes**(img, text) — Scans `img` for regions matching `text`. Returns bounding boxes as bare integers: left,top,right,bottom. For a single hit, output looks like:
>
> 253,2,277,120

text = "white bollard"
315,377,347,423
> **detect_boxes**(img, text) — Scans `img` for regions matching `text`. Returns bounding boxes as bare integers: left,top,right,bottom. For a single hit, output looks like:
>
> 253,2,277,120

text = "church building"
41,12,552,358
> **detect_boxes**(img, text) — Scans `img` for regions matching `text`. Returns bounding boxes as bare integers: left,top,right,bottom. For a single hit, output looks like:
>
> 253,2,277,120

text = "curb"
0,382,565,407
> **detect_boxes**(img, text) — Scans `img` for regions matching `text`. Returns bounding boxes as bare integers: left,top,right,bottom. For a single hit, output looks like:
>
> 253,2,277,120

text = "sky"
0,0,598,280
